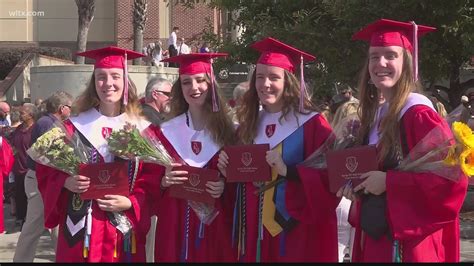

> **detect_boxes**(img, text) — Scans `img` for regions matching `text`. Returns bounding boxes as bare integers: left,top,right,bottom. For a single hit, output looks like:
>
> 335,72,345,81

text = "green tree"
204,0,473,107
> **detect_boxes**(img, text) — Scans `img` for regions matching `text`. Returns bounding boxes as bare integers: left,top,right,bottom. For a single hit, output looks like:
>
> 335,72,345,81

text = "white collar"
70,108,150,162
369,92,436,145
254,109,317,149
160,113,220,167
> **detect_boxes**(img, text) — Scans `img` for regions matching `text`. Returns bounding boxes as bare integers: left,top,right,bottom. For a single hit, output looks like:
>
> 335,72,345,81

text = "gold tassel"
131,230,137,254
114,233,118,258
83,247,88,258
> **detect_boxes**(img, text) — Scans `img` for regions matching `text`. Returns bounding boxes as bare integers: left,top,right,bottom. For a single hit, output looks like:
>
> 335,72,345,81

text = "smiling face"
180,73,210,109
368,46,404,93
255,64,285,113
94,68,124,106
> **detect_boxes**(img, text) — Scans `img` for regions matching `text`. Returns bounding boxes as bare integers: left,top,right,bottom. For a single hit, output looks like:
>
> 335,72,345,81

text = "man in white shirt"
178,37,191,55
167,26,179,67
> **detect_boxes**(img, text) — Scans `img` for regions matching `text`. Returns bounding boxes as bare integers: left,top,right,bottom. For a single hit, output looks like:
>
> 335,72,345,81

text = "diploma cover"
327,145,378,193
79,162,130,200
168,165,220,205
224,144,271,182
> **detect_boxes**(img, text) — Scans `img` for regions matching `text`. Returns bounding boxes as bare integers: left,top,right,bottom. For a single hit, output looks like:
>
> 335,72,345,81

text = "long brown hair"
73,74,143,117
237,68,318,144
357,49,424,162
169,74,236,147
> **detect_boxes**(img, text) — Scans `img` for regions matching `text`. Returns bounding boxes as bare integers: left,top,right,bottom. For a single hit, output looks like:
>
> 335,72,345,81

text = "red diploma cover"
326,145,378,193
224,144,271,182
168,165,220,205
79,162,130,200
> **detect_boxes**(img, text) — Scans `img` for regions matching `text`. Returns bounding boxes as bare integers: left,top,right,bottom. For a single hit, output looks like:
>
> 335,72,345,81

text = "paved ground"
460,212,474,262
0,202,55,262
1,202,474,262
461,237,474,262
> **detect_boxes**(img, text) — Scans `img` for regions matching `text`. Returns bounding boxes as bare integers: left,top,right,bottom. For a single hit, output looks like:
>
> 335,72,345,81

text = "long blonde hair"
357,49,424,162
73,74,143,117
169,74,236,147
237,68,318,144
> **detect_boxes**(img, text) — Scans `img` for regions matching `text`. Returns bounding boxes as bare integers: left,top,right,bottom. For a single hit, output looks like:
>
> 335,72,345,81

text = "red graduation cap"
162,53,228,112
161,53,227,75
352,19,436,81
77,46,145,105
251,37,316,73
251,37,316,112
76,46,144,69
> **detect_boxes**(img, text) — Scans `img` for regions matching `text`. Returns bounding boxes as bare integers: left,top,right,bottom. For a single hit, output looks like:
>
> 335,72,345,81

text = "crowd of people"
142,26,211,68
0,18,470,263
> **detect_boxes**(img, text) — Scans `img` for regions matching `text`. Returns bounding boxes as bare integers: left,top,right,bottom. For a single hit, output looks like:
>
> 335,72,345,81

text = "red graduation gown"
0,137,14,233
36,120,160,262
349,105,468,262
147,125,237,262
241,114,340,262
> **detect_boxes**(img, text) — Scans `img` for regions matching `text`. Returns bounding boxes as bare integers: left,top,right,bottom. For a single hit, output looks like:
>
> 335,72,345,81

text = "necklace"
185,111,205,131
185,111,190,127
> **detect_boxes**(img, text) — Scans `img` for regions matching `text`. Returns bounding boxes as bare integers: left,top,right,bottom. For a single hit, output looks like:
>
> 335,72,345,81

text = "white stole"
160,113,220,167
70,108,150,162
254,109,317,149
369,92,435,145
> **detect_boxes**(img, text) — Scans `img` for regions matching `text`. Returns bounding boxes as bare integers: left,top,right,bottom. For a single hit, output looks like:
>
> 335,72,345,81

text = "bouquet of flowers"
396,121,474,181
107,122,218,224
107,122,173,167
27,125,91,175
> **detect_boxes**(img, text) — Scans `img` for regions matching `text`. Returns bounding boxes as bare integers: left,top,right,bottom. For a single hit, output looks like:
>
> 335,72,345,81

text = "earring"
369,86,375,99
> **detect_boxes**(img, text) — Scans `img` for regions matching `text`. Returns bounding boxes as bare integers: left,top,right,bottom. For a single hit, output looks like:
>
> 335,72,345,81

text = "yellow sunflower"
460,148,474,177
452,122,474,149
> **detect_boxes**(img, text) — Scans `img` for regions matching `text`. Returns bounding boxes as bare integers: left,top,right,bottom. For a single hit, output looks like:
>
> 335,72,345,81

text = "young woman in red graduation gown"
146,53,237,262
218,37,340,262
338,19,468,262
35,47,160,262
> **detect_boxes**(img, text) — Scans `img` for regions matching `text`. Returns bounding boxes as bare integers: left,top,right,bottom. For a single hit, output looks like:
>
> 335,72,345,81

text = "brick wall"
170,1,218,53
142,1,161,47
116,0,221,54
116,0,168,68
116,0,162,51
116,0,134,50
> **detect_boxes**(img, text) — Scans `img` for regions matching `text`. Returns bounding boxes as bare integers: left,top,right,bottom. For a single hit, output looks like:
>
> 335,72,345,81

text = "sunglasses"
156,91,172,97
62,104,72,109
